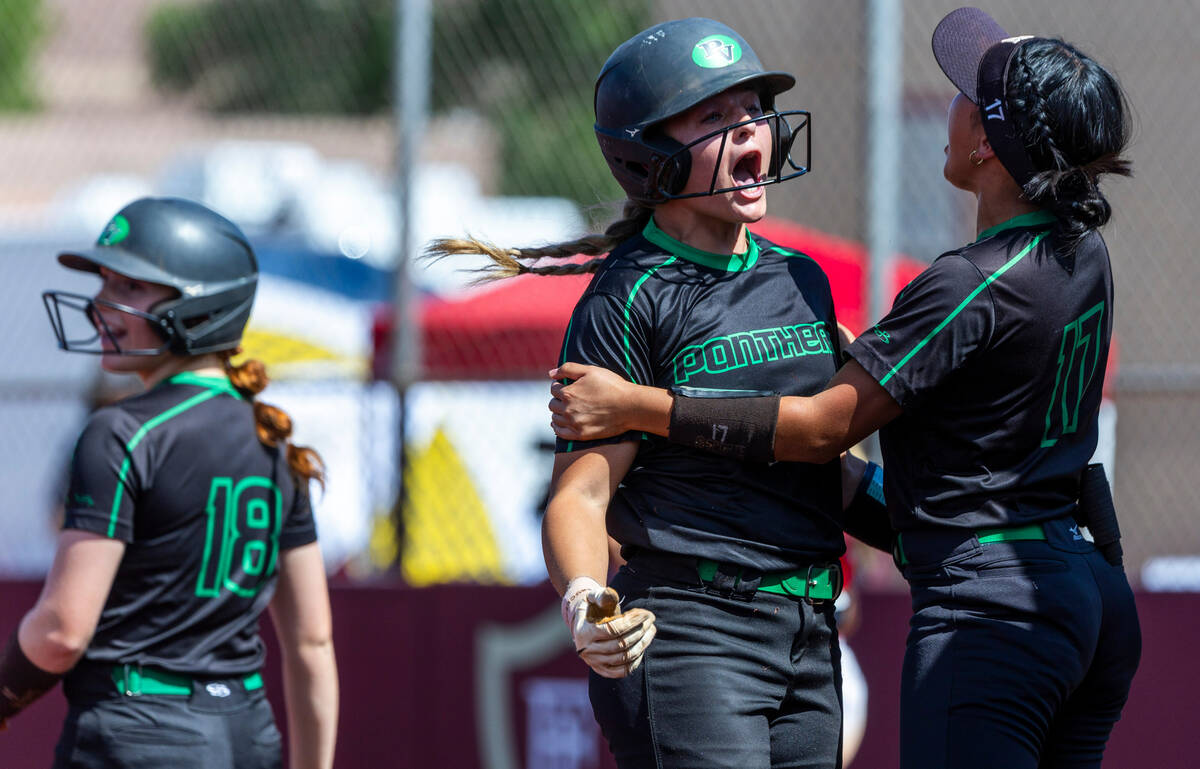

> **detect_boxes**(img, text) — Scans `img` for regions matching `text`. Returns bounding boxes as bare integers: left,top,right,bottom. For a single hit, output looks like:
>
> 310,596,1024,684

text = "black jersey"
557,218,845,570
848,211,1113,531
62,372,317,676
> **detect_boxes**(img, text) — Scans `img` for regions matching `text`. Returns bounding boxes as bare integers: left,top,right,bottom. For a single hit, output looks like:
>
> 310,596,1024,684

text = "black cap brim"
931,7,1009,104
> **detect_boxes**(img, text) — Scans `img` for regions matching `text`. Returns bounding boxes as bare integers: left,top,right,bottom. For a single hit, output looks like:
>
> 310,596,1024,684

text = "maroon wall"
0,582,1195,768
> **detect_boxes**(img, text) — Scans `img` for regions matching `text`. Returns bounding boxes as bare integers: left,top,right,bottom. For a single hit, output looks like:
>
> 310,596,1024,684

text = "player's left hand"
549,363,636,441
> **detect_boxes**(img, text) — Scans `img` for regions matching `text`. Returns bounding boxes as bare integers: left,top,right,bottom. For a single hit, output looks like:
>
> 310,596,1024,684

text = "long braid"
1006,39,1132,258
221,352,326,490
424,199,654,282
1008,45,1068,178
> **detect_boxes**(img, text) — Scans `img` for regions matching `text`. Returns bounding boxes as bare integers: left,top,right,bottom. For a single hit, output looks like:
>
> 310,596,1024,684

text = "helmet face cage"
42,290,174,356
655,109,811,201
42,283,256,357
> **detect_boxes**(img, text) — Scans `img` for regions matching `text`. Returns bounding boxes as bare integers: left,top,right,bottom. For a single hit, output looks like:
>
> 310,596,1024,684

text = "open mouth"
99,332,123,353
731,150,764,187
89,310,123,352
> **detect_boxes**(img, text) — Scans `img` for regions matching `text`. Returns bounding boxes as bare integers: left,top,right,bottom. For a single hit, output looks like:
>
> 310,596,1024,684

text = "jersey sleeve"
279,479,318,550
62,407,142,542
847,253,995,407
555,291,652,452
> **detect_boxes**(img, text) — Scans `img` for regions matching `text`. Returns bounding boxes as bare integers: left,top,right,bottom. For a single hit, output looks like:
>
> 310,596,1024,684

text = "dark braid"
423,199,654,282
1005,38,1132,258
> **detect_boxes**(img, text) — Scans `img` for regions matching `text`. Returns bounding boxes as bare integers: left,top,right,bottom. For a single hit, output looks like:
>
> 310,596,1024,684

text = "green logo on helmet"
692,34,742,69
98,215,130,246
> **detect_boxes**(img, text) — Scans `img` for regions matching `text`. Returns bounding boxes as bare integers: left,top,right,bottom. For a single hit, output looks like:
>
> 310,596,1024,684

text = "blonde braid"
423,200,654,282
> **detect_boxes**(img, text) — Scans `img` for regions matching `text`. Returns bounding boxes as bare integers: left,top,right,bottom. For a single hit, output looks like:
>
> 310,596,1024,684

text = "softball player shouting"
550,8,1141,768
0,198,338,769
428,17,876,768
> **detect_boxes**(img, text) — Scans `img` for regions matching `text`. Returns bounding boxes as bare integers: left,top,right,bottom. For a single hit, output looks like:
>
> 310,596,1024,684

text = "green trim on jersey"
623,255,677,384
762,243,816,263
560,316,575,452
107,388,226,537
879,230,1051,386
643,217,759,272
559,316,575,369
167,371,244,400
975,210,1056,242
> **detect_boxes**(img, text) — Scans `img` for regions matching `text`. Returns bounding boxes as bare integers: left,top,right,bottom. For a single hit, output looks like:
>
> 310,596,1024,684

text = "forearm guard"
838,461,894,553
667,387,779,463
0,629,62,722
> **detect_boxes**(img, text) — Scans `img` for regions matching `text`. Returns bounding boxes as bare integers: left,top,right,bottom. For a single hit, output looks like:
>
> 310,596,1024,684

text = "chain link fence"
0,0,1196,589
897,0,1200,588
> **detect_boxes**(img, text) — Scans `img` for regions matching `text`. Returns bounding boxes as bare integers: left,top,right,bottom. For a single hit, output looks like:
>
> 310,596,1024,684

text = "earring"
969,149,984,167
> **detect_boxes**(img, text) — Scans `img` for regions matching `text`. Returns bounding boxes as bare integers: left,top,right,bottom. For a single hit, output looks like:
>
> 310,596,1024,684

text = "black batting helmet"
594,17,810,205
44,197,258,356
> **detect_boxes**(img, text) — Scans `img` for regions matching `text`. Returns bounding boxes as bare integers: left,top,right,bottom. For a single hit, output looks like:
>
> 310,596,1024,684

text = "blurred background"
0,1,1196,767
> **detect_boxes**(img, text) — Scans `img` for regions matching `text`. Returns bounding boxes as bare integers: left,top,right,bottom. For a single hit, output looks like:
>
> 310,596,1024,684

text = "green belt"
111,665,264,696
895,522,1048,567
977,522,1047,544
696,559,840,601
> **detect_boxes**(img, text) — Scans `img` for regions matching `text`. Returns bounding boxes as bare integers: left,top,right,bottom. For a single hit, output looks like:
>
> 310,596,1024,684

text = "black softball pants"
899,516,1141,769
590,554,843,769
53,669,281,769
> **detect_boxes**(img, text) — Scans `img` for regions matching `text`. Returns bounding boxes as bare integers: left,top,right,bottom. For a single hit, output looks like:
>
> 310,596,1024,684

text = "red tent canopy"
399,217,929,380
417,271,594,380
750,216,927,335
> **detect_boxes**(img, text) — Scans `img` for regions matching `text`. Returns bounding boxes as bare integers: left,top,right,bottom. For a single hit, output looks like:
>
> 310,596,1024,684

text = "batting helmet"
45,197,258,355
594,17,810,205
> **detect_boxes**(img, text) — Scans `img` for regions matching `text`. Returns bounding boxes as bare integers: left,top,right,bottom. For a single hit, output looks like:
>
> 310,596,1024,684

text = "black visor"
932,7,1038,187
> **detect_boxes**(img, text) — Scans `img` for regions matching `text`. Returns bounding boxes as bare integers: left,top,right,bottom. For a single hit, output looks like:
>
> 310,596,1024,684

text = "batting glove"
561,576,657,679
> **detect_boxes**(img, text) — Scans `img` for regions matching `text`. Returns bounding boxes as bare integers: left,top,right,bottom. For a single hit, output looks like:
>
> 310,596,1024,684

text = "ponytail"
221,352,326,490
423,199,654,281
1006,39,1132,258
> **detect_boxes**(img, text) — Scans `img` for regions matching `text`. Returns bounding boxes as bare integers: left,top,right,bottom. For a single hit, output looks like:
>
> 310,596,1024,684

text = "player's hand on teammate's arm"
561,576,656,679
549,363,670,441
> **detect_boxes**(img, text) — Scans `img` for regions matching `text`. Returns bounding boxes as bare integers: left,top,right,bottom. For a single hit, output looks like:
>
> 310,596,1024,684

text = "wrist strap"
561,576,603,626
0,630,62,721
667,388,779,462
